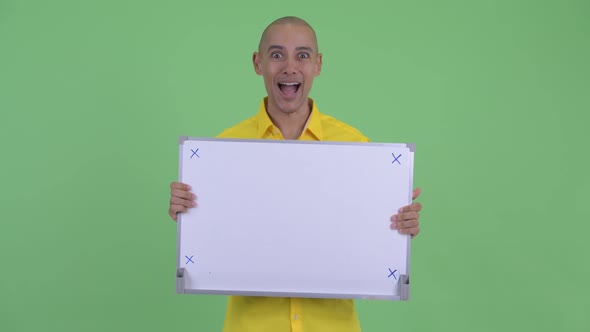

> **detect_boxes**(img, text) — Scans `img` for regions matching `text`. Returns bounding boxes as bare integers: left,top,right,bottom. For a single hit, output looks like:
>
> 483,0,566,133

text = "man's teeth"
280,83,300,85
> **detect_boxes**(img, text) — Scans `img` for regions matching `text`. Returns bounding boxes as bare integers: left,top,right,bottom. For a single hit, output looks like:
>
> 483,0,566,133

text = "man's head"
253,16,323,116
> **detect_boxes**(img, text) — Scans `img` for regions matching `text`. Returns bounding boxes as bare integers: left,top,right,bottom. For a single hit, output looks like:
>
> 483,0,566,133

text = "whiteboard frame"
176,136,415,301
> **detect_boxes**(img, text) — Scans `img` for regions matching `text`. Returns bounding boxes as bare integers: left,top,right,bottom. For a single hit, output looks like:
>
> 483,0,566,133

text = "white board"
176,137,415,300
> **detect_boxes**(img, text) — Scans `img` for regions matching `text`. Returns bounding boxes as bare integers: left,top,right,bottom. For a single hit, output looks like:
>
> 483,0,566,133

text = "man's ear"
253,52,262,75
315,53,323,76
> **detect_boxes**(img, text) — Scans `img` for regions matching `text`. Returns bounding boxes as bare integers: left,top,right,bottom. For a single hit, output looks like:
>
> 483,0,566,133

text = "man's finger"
169,204,188,216
170,182,191,191
392,211,419,222
171,189,196,201
170,196,196,207
397,202,422,214
412,187,422,200
398,226,420,237
168,205,187,221
390,219,419,230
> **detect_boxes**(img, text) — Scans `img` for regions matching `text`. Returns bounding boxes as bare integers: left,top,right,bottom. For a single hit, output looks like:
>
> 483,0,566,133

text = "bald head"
258,16,319,54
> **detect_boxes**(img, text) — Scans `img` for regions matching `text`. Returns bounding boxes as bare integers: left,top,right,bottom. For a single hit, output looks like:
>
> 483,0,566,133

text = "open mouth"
278,82,301,96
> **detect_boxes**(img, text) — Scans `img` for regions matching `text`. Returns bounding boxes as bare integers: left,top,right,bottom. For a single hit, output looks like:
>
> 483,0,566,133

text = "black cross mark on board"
392,153,401,165
185,255,195,264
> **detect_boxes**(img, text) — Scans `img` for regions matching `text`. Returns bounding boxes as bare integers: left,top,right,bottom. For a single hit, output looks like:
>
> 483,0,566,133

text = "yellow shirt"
216,97,369,332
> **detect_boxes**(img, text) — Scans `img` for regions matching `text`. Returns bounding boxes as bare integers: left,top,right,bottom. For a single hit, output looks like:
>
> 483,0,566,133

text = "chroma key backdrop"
1,0,588,331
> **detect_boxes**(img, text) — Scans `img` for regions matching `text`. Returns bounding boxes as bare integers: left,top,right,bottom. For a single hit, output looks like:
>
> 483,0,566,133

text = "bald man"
169,16,423,332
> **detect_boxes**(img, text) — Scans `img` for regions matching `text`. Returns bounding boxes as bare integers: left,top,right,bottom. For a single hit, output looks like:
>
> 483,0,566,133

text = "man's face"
253,23,322,115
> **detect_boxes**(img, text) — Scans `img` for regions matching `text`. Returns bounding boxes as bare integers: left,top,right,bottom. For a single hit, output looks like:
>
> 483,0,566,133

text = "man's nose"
283,56,298,74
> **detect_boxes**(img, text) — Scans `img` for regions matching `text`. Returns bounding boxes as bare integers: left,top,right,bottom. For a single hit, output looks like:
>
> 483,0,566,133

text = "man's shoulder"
216,116,258,139
318,112,370,142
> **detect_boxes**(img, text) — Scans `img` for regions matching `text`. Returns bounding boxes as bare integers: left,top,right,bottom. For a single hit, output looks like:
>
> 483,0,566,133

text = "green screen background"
1,0,589,331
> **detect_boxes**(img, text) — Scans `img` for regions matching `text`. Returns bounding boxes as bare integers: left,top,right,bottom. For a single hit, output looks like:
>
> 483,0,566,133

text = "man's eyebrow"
267,45,315,52
295,46,314,52
267,45,285,51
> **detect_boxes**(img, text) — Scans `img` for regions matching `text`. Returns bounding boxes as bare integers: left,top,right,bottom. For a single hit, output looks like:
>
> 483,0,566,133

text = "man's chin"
270,98,306,115
278,103,304,115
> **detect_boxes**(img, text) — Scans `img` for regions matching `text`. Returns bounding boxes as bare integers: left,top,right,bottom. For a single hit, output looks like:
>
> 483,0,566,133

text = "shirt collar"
255,97,324,140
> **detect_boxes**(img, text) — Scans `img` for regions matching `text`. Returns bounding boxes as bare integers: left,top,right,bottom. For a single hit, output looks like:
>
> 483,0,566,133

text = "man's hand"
390,188,422,238
168,182,197,222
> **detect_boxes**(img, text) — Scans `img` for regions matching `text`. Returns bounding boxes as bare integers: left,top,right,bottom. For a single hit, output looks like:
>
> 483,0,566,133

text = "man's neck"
266,99,312,140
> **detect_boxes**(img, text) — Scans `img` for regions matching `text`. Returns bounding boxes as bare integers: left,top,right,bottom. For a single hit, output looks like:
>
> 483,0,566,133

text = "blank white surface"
177,138,414,300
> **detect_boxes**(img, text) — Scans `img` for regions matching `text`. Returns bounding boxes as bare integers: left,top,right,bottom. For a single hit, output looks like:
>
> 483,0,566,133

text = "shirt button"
294,314,299,320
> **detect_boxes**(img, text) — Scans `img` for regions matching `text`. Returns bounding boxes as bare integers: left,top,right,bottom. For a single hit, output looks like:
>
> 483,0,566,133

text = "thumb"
412,187,422,200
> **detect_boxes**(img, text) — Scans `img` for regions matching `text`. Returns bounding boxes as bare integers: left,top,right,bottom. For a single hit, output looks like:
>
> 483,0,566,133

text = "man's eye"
271,53,282,58
299,53,309,58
